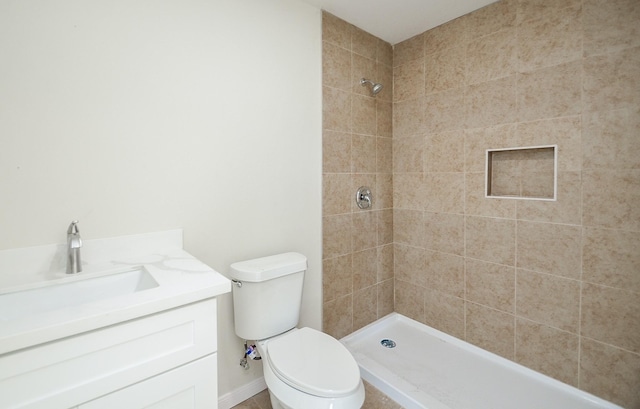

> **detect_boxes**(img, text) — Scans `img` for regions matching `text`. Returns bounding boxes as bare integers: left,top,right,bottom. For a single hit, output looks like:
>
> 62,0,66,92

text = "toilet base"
268,390,287,409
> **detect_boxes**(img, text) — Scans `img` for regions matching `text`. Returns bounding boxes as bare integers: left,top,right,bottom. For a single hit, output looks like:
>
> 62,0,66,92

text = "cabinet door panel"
80,354,217,409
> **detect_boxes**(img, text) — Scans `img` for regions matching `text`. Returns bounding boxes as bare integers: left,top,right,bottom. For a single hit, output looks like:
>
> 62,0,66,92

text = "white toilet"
230,252,365,409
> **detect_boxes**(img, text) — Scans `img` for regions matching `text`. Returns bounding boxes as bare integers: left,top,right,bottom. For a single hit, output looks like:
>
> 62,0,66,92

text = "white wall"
0,0,322,398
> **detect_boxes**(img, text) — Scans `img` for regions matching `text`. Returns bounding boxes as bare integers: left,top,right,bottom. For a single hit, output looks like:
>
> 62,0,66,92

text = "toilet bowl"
230,252,365,409
257,328,365,409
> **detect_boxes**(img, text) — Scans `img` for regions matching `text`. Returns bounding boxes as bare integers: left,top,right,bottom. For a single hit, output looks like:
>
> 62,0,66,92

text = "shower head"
360,78,384,96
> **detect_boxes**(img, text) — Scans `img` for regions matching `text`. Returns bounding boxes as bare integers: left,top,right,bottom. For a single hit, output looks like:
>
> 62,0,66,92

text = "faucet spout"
66,220,82,274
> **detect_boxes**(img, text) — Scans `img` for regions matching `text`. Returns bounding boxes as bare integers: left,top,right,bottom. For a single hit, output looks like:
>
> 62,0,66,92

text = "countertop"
0,230,231,355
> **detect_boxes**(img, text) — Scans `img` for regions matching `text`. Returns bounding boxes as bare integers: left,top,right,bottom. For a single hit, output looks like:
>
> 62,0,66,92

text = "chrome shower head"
360,78,384,96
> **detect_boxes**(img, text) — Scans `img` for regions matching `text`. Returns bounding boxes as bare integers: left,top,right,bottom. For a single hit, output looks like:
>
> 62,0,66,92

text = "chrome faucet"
66,220,82,274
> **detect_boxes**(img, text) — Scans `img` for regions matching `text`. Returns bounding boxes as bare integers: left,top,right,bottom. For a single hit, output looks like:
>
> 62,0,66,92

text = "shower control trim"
356,186,372,209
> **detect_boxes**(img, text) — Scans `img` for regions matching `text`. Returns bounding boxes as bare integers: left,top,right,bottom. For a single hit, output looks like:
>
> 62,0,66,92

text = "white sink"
0,267,158,321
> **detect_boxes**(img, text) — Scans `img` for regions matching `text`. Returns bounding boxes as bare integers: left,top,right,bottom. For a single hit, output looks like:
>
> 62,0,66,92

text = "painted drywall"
0,0,322,398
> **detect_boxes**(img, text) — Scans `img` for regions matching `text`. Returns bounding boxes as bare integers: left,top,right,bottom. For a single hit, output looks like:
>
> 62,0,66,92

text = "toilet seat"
266,327,361,398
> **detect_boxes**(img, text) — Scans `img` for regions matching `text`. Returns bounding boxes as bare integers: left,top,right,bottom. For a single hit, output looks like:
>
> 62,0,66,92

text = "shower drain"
380,339,396,348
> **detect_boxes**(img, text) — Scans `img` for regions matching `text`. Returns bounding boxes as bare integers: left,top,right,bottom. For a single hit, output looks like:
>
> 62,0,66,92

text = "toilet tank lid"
230,252,307,282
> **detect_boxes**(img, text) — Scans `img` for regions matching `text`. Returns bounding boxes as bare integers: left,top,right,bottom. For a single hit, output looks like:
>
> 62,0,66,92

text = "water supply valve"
240,341,261,370
245,343,261,360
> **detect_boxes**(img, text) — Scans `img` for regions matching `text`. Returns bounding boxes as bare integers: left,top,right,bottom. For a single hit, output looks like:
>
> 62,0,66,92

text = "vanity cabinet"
0,298,218,409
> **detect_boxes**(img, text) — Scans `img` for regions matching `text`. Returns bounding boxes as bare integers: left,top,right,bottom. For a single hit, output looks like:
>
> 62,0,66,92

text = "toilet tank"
230,252,307,341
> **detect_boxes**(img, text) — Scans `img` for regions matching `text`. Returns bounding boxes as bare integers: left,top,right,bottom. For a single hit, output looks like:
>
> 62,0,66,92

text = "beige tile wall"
392,0,640,407
323,0,638,406
322,12,394,339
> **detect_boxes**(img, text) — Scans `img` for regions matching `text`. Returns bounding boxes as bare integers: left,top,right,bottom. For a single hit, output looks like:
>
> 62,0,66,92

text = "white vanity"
0,230,230,409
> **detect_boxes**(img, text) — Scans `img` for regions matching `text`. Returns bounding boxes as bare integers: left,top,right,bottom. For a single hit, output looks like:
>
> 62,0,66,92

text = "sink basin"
0,267,158,321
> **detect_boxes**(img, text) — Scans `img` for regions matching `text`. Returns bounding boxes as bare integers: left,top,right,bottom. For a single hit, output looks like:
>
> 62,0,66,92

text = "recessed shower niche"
485,145,557,201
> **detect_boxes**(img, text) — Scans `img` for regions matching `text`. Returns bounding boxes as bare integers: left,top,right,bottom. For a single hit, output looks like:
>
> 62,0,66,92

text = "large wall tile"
466,28,517,85
323,254,352,303
375,172,393,210
425,289,465,339
323,214,352,258
352,134,377,173
425,250,465,297
517,0,582,24
377,40,393,67
515,319,579,386
394,243,426,286
425,130,465,172
323,86,351,132
583,169,640,231
377,209,394,245
376,100,393,137
583,0,640,57
424,88,466,133
466,258,515,313
423,172,465,214
376,279,394,318
322,12,351,50
583,46,640,113
352,95,378,136
352,26,378,60
323,130,351,173
353,285,377,331
323,294,353,339
583,227,640,292
466,302,515,360
465,216,516,265
323,173,352,215
465,0,516,39
352,210,378,252
323,41,352,90
394,58,425,102
516,269,580,333
376,136,392,174
353,248,377,291
393,98,424,137
393,33,424,67
424,17,467,56
466,75,517,128
516,60,581,122
580,339,640,408
394,278,425,323
517,3,582,72
393,173,424,210
583,108,640,170
582,283,640,353
424,212,465,255
516,221,582,279
425,45,466,94
393,135,424,173
394,209,425,247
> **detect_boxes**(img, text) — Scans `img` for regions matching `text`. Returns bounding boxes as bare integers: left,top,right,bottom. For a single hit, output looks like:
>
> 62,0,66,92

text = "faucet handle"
67,220,80,234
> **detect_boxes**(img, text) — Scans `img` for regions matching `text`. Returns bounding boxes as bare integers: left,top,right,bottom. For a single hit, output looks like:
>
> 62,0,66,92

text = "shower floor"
341,313,621,409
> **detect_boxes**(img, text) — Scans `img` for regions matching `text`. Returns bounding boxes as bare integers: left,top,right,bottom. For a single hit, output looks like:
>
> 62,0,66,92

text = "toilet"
230,252,365,409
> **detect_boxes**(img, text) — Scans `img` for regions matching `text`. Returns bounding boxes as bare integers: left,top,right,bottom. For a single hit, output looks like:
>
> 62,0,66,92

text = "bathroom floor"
230,381,403,409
